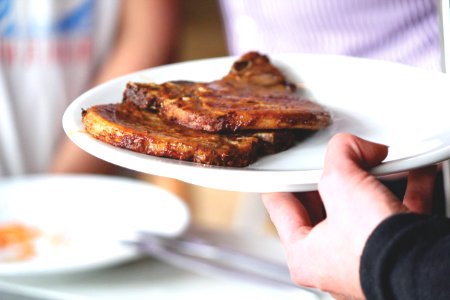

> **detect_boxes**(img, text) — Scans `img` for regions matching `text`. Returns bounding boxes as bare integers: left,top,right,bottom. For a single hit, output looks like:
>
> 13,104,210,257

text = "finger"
294,191,325,225
261,192,312,244
403,165,437,214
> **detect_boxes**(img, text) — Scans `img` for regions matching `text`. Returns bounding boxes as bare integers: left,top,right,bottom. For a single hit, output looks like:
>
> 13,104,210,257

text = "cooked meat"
122,81,160,111
82,102,298,167
83,51,331,167
221,51,297,91
123,51,331,132
250,130,312,154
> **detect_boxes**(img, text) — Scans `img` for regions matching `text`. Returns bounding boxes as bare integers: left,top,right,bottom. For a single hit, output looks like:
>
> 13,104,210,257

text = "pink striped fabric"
219,0,440,70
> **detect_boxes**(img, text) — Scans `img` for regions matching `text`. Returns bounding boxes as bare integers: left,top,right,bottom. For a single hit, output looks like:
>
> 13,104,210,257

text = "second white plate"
0,175,190,276
63,53,450,192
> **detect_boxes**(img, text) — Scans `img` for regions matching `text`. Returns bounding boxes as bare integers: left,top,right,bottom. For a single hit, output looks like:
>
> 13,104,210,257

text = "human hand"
261,133,437,299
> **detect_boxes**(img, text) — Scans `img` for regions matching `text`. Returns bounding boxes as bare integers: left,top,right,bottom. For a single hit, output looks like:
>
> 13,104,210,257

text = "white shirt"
0,0,120,176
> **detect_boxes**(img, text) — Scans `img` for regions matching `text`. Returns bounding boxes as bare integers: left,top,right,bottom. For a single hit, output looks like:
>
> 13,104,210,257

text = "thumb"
319,133,390,202
319,134,402,227
324,133,388,174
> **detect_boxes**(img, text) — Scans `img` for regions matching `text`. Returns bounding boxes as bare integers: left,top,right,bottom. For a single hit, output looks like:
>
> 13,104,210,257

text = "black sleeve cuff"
360,213,450,300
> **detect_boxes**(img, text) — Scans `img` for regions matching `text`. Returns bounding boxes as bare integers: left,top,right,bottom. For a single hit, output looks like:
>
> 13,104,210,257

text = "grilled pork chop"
82,102,298,167
123,51,331,132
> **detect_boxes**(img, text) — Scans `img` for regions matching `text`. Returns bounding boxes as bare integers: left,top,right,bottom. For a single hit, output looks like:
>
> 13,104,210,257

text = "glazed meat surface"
82,102,298,167
123,51,331,132
82,51,331,167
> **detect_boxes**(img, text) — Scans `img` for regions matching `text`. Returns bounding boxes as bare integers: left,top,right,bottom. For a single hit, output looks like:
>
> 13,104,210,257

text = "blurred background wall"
178,0,228,61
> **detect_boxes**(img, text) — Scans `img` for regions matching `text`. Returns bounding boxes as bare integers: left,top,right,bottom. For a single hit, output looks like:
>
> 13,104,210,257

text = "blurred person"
219,0,440,70
217,0,446,216
217,2,449,297
262,133,450,299
0,0,181,177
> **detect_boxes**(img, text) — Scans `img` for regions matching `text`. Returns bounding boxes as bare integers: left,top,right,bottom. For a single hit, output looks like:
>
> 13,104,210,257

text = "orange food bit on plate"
0,222,41,261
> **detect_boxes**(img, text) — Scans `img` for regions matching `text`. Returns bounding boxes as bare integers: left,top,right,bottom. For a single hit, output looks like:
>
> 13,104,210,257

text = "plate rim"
0,174,190,276
62,53,450,192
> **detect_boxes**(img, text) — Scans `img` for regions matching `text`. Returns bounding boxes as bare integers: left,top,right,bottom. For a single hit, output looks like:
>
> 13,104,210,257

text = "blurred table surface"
0,257,331,300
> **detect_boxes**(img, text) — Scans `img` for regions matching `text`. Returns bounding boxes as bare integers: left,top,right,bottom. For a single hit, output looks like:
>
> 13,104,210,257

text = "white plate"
0,175,190,276
63,53,450,192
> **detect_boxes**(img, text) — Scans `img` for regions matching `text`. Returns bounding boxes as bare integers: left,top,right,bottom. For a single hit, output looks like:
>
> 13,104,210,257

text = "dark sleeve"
360,213,450,300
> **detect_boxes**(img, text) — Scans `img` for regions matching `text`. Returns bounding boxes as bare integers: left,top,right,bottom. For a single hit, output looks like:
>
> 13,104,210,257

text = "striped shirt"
0,0,120,176
219,0,440,70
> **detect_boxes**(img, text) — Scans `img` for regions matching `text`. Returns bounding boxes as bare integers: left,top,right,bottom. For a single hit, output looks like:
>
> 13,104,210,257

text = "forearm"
50,0,181,174
360,213,450,300
93,0,181,84
49,139,118,174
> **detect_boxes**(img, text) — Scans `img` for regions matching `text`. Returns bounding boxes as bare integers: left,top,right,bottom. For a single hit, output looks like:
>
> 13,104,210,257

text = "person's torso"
0,0,119,176
219,0,440,70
